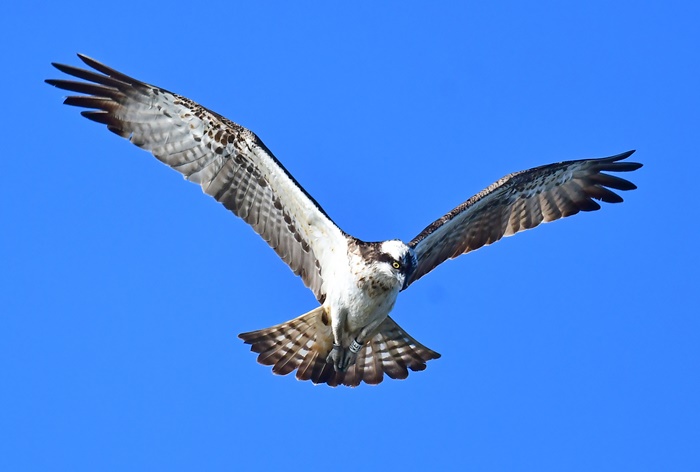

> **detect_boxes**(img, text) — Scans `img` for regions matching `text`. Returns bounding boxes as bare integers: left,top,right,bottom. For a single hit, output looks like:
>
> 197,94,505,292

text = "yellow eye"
392,261,401,269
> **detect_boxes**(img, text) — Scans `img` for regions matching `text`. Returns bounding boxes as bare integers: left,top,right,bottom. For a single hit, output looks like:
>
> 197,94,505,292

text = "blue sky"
2,1,699,470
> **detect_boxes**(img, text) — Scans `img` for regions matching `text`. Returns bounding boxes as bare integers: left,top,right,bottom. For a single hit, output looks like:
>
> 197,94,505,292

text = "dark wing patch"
405,151,642,287
47,54,347,302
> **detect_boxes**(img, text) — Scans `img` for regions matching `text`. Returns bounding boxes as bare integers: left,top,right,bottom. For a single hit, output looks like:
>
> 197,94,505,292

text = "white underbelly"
322,247,402,341
333,282,399,335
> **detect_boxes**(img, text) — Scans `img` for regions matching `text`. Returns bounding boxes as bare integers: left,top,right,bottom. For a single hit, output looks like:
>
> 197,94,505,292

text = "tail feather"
339,316,441,387
240,306,332,379
238,308,440,387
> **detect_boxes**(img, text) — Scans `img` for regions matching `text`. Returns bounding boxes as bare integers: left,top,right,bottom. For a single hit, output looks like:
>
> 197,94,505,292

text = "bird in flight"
47,54,642,387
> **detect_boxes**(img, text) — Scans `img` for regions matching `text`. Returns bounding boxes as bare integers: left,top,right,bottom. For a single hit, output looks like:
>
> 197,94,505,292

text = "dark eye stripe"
377,253,395,265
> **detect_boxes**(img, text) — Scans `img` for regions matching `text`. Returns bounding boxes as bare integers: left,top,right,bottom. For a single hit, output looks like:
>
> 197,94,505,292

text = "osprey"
47,54,642,387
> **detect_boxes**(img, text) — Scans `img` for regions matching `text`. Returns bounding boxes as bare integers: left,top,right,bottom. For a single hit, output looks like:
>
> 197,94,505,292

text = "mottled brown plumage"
46,55,339,304
406,152,641,287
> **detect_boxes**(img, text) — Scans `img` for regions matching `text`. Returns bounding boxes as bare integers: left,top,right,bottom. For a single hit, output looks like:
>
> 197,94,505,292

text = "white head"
381,240,409,260
353,239,417,290
374,240,416,289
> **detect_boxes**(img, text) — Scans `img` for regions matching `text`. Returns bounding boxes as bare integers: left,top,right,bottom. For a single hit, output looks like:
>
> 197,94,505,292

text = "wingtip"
77,53,101,69
76,52,93,62
613,149,636,160
603,149,642,171
48,55,92,72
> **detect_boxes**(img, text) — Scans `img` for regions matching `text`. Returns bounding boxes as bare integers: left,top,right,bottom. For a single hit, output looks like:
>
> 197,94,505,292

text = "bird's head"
373,240,417,290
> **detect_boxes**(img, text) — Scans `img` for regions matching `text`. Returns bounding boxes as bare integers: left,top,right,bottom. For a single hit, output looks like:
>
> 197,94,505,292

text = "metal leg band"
349,339,363,353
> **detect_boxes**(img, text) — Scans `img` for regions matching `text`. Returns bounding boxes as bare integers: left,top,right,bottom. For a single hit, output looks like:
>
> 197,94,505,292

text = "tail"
238,307,441,387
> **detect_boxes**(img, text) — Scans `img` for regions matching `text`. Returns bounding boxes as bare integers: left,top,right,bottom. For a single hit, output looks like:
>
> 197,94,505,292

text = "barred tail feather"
238,310,440,387
339,316,441,387
238,306,336,384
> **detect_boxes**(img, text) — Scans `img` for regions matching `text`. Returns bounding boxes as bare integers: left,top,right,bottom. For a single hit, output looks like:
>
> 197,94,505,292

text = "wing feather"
47,54,347,302
406,151,642,287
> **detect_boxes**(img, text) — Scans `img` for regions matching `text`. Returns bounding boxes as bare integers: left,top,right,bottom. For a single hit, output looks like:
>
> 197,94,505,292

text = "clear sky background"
2,1,699,471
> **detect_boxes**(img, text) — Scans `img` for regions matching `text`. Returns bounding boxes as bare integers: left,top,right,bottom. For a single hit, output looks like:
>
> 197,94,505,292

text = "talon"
326,344,344,371
326,344,359,372
326,344,341,365
341,350,358,371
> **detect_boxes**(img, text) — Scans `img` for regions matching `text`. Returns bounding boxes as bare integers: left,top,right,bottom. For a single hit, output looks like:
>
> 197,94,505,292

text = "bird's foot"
326,342,361,372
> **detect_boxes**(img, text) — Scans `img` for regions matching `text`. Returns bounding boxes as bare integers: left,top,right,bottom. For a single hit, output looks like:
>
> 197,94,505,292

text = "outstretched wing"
46,54,346,303
405,151,642,287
